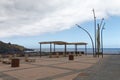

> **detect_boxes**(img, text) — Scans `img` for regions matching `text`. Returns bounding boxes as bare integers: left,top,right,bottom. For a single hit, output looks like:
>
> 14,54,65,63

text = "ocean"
34,48,120,55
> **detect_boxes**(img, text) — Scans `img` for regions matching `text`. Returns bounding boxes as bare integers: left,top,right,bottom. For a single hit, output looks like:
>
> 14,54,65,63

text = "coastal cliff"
0,41,26,54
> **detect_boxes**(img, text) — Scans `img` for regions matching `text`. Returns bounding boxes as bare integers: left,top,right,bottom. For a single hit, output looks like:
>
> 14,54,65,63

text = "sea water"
34,48,120,55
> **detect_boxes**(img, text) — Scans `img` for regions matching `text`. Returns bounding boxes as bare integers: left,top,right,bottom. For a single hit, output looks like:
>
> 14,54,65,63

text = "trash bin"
69,55,74,60
11,58,20,67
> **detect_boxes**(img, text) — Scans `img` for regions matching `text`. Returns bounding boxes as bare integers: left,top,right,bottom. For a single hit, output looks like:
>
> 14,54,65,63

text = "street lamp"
76,24,95,57
100,18,104,28
101,23,105,58
96,18,105,57
92,9,97,56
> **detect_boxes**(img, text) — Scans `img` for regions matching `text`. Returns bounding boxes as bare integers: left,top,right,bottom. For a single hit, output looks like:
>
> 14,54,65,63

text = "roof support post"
54,43,56,53
40,43,42,57
50,43,52,56
85,44,87,55
64,44,67,56
75,44,77,53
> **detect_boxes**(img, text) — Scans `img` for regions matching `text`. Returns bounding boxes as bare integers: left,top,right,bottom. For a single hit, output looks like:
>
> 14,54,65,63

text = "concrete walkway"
0,55,101,80
74,55,120,80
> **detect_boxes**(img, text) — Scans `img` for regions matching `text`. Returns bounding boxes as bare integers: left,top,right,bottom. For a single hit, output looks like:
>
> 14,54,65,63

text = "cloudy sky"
0,0,120,48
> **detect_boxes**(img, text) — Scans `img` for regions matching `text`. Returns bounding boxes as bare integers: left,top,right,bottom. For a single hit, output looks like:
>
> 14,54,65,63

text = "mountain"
0,41,26,54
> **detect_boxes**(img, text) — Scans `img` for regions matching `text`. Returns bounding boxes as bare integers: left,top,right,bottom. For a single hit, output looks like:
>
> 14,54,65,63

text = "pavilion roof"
66,42,87,45
39,41,67,45
39,41,87,45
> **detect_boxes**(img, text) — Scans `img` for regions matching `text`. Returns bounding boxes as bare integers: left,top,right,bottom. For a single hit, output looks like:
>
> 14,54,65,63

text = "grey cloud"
0,0,120,38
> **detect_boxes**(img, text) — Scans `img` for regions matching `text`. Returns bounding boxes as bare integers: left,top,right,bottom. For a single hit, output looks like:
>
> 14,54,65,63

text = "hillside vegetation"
0,41,26,53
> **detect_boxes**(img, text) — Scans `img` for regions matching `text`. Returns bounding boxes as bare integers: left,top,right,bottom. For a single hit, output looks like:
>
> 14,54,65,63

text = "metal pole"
75,44,77,52
85,45,87,55
64,44,67,56
50,43,52,57
101,29,103,58
54,43,55,53
92,9,96,56
101,23,105,58
76,24,94,57
40,43,41,57
75,44,77,56
100,18,104,28
97,24,100,57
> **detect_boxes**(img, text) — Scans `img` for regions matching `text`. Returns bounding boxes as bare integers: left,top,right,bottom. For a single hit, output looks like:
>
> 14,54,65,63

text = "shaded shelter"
39,41,87,57
66,42,87,55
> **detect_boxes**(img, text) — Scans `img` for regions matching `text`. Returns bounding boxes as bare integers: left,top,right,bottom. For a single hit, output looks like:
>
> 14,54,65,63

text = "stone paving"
74,55,120,80
0,55,104,80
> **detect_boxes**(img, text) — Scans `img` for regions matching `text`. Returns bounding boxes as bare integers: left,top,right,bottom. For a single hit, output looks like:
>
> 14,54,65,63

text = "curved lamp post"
101,23,105,58
97,24,100,57
100,18,104,28
92,9,97,55
76,24,95,57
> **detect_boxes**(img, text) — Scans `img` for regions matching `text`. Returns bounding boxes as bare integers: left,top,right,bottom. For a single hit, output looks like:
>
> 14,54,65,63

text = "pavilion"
39,41,87,57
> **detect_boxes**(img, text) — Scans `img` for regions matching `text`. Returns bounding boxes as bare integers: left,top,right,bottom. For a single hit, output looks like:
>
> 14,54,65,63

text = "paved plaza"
0,55,109,80
74,55,120,80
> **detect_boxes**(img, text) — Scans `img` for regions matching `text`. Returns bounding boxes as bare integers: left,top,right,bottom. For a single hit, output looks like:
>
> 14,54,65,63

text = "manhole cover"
79,72,89,76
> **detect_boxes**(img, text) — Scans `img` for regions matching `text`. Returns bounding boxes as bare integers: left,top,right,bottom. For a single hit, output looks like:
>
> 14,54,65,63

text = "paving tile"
53,62,94,70
32,60,64,65
3,67,70,80
0,63,37,72
0,78,3,80
53,73,80,80
0,55,102,80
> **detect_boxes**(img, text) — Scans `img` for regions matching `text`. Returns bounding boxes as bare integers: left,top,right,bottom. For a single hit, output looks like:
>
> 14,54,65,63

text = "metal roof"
39,41,87,45
66,42,87,45
39,41,67,44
